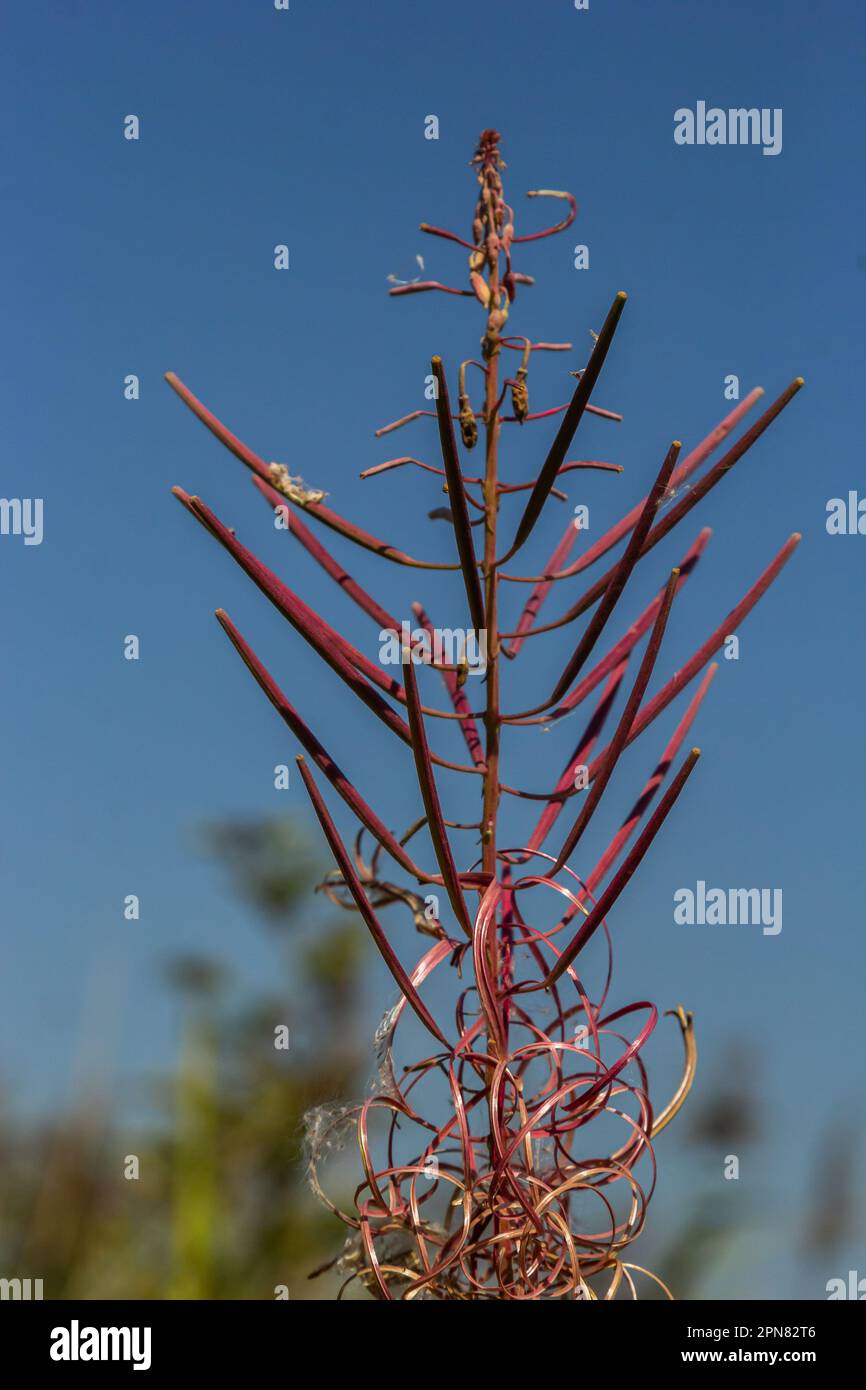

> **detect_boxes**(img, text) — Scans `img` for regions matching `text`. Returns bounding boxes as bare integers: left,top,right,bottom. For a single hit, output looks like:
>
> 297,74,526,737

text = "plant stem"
475,137,505,1067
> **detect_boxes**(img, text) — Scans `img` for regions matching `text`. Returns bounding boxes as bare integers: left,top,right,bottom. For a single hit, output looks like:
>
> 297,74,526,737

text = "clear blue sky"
2,0,864,1296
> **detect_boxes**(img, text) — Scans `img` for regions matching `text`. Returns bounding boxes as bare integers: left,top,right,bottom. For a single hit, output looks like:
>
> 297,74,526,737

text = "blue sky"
2,0,864,1295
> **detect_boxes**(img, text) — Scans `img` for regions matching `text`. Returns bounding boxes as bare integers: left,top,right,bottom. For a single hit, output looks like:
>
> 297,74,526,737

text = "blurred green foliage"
0,817,367,1299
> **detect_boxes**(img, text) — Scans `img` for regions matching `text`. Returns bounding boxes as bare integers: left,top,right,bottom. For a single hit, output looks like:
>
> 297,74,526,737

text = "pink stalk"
523,659,630,857
173,488,408,705
296,756,450,1047
555,387,766,579
498,391,761,587
510,380,804,642
586,534,800,775
411,601,485,769
176,487,488,770
499,532,799,805
388,280,473,297
502,292,628,563
505,518,581,658
214,610,433,882
506,527,711,723
545,441,680,707
551,569,680,874
430,356,486,631
165,373,460,572
542,748,702,988
583,664,718,896
250,476,397,631
401,651,474,940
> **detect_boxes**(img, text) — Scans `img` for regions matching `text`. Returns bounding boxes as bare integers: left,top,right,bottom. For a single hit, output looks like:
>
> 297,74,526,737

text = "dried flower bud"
458,393,478,449
510,366,529,422
470,270,491,307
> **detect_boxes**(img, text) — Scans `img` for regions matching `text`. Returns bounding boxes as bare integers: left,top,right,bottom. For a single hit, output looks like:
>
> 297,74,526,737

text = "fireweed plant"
166,130,802,1300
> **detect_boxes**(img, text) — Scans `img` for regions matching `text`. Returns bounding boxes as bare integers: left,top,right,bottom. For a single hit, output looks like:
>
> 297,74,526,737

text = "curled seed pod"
511,365,529,421
458,392,478,449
